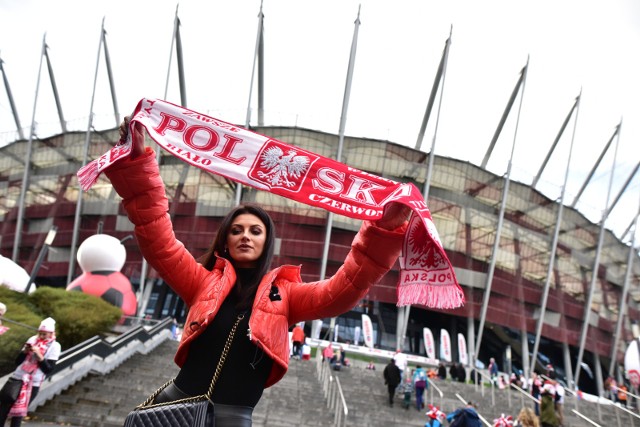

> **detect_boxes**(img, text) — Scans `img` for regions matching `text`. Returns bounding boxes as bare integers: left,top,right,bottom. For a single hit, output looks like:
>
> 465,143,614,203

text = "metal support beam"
475,59,529,362
531,93,581,376
574,120,622,388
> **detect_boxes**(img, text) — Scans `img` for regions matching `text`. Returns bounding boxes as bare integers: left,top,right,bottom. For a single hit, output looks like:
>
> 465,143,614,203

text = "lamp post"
24,226,57,293
506,345,512,376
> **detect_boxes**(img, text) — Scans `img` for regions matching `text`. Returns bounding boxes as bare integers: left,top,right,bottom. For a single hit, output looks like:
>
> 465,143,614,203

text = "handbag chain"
135,313,245,409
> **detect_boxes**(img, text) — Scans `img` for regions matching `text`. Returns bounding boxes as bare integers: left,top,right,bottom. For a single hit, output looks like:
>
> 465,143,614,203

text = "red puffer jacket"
106,148,406,387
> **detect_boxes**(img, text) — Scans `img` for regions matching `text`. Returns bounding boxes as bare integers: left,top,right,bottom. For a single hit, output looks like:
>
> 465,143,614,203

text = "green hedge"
0,286,122,376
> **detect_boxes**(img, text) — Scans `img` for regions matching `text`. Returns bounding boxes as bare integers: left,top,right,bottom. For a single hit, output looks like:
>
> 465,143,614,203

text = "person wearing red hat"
0,317,62,427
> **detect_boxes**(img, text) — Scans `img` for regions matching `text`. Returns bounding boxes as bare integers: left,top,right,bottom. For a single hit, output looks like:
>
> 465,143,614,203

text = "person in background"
383,358,401,407
330,346,343,370
530,372,542,415
0,302,6,332
393,349,408,390
539,381,559,427
516,407,539,427
0,317,62,427
604,376,617,402
366,360,376,370
449,363,457,381
413,365,428,411
456,363,467,383
290,324,305,360
618,382,628,407
554,380,565,427
301,342,311,360
545,364,556,380
322,345,334,362
427,367,438,379
107,117,410,426
437,362,447,380
425,404,446,427
446,401,482,427
488,357,499,384
401,376,413,410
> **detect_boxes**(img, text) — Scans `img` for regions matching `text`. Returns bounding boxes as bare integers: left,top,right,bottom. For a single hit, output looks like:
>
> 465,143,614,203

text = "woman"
516,407,539,427
109,117,410,426
539,382,559,427
0,317,61,427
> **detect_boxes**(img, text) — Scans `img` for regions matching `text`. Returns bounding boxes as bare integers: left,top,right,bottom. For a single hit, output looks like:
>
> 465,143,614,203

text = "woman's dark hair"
198,204,276,280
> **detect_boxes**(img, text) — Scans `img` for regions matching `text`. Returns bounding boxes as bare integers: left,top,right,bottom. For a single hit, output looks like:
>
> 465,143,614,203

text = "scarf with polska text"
78,98,464,309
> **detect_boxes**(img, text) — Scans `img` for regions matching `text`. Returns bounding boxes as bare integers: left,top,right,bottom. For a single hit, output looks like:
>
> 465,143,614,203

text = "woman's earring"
224,246,228,254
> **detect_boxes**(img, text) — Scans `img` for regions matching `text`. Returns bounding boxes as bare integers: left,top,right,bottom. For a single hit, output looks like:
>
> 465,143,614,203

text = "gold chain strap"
136,313,245,409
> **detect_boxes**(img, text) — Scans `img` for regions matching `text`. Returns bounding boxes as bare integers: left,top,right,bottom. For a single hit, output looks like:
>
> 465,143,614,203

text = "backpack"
415,370,427,388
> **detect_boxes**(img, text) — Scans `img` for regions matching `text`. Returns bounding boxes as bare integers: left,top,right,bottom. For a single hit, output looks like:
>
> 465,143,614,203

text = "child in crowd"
401,376,413,410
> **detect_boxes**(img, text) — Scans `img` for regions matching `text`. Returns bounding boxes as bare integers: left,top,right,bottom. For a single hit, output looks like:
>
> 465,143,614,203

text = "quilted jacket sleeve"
104,148,209,306
286,219,406,325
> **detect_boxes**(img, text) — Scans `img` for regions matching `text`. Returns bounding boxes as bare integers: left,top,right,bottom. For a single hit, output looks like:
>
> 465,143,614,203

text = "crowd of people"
377,356,594,427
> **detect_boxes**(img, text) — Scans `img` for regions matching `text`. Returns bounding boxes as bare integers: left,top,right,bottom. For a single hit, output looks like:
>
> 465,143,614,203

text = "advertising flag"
440,329,452,362
458,333,468,365
362,314,374,349
423,327,435,359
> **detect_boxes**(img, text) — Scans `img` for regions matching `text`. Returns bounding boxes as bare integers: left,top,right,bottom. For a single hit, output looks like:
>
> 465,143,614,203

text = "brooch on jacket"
269,285,282,301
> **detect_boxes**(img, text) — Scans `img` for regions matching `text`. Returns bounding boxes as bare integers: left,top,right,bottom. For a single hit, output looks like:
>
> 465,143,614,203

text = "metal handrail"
426,377,443,410
473,369,495,405
334,376,349,427
0,316,38,331
571,409,602,426
315,348,349,427
509,382,540,403
552,378,635,425
508,382,539,410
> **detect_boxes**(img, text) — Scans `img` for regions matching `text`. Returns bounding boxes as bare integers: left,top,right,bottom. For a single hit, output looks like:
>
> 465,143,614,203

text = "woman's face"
226,213,267,268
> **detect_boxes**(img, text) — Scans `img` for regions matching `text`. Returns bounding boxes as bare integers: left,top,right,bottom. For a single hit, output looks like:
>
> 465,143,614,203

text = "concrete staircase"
27,342,637,426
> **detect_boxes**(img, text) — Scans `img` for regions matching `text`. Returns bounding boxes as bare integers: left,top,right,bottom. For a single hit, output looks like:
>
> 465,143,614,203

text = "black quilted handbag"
123,314,244,427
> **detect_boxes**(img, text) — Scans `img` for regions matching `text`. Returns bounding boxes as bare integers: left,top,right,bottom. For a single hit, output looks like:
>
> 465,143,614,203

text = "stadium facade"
1,125,639,395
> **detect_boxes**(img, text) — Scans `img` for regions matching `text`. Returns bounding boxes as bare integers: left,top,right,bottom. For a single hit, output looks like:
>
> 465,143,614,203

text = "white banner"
625,338,640,390
362,314,374,349
458,333,468,365
334,324,339,343
311,319,323,339
440,329,452,362
423,327,435,359
354,325,361,346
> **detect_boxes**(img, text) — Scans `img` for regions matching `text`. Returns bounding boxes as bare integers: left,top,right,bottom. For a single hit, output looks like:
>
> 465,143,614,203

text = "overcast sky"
1,0,639,241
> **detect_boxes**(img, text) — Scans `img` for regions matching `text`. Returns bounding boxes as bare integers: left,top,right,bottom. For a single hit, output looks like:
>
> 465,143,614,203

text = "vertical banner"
458,333,468,365
311,319,323,339
362,314,374,349
625,338,640,390
353,325,361,346
423,327,435,359
440,329,452,362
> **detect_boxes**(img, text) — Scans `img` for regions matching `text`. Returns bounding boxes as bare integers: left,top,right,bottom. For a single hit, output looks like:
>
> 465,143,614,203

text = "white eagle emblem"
257,146,310,187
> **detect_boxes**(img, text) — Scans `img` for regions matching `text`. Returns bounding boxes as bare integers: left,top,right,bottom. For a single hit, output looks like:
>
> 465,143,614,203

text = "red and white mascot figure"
66,234,137,317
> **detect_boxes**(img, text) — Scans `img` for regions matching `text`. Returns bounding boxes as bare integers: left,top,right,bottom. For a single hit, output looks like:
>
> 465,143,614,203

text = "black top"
175,268,274,407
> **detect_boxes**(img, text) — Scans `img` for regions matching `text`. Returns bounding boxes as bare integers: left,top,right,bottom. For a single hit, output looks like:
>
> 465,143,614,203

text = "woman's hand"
31,346,44,361
375,202,411,230
119,115,145,159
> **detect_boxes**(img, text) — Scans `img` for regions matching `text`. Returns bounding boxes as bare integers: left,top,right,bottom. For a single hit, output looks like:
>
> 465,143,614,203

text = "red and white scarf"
78,98,464,309
9,336,54,417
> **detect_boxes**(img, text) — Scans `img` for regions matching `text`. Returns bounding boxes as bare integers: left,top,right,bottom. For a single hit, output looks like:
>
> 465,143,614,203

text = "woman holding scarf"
111,117,410,426
0,317,61,427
